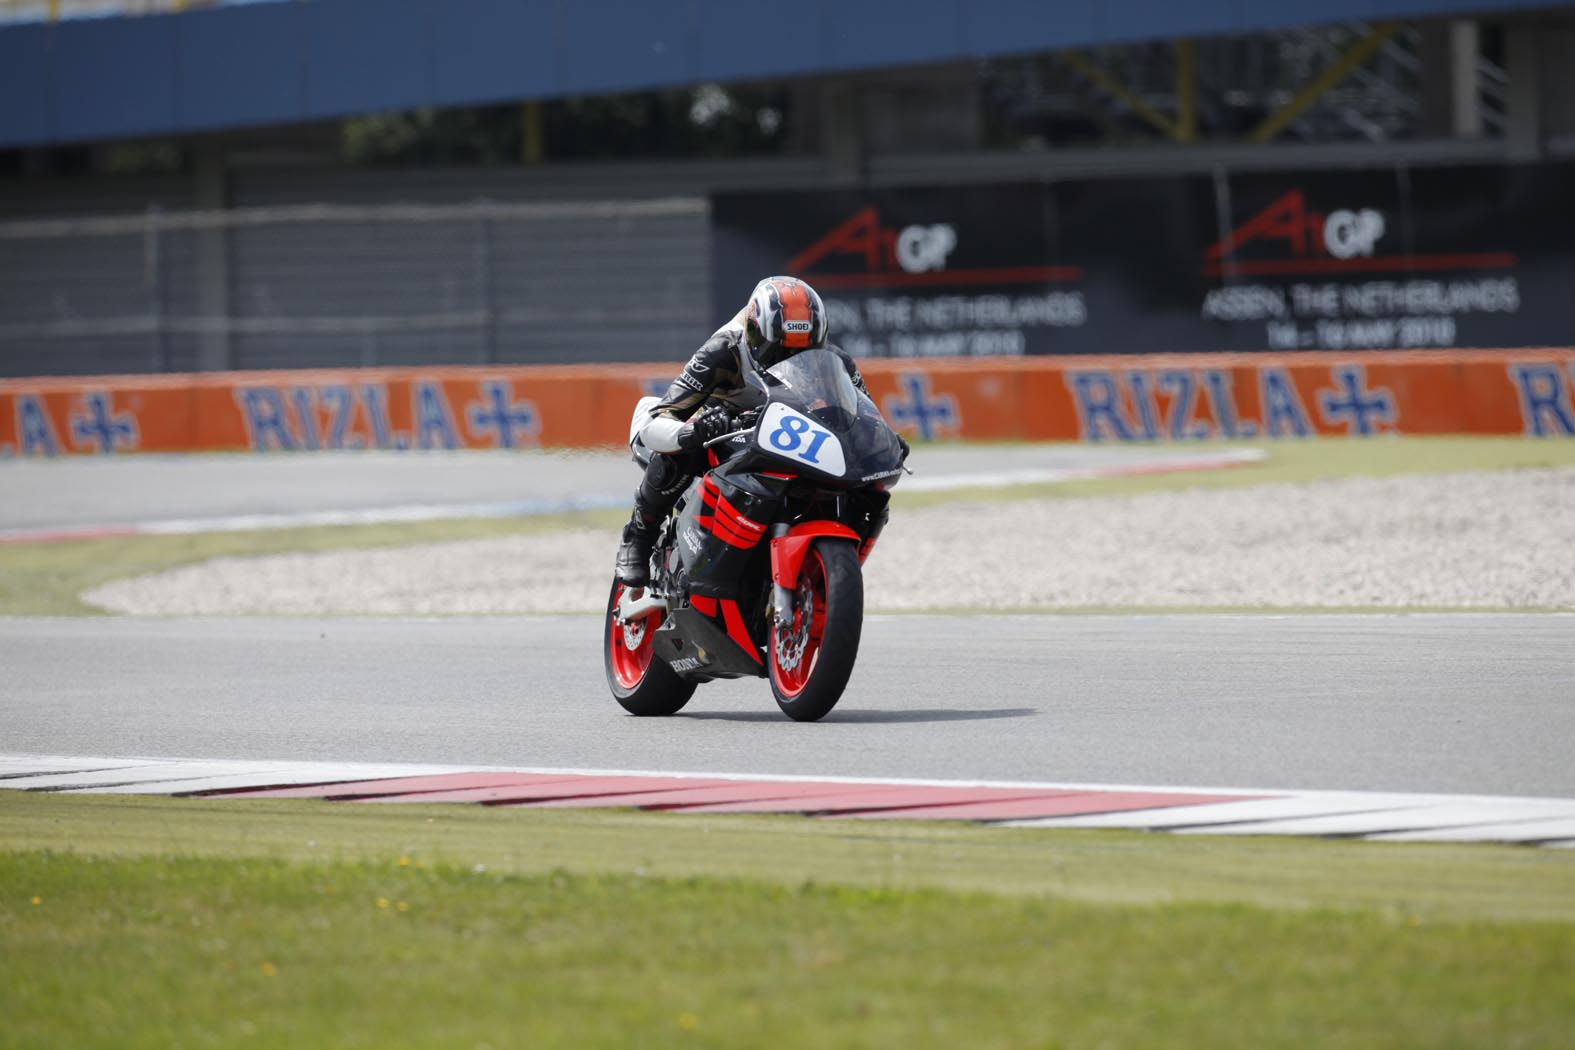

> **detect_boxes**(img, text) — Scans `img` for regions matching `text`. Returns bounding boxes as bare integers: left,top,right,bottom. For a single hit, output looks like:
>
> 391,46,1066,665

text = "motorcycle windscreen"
764,350,906,484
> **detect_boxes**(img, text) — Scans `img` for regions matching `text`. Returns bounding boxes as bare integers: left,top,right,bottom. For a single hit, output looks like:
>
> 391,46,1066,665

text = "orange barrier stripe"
2,349,1573,456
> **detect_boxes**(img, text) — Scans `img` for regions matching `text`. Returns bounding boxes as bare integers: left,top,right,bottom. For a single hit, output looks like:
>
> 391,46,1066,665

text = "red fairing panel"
698,474,766,549
770,521,861,588
721,598,763,666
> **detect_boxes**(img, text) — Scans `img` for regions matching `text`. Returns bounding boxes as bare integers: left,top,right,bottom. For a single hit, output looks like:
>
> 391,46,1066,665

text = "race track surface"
3,613,1571,798
0,444,1256,534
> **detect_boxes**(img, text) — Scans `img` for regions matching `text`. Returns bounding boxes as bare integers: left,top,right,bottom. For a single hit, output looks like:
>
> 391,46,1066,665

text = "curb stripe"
4,754,1572,846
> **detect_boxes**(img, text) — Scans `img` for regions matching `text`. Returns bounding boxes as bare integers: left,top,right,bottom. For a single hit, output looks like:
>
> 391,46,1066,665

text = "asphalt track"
0,444,1255,533
3,613,1571,798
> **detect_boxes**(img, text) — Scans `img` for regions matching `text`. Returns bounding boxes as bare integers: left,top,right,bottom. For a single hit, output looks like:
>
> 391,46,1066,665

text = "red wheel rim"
609,583,657,689
770,548,828,699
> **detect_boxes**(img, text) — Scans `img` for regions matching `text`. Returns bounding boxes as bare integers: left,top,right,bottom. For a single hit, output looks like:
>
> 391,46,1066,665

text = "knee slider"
638,455,689,507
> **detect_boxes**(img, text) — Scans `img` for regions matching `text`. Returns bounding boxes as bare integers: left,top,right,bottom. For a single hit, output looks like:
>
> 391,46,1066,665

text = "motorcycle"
603,346,907,722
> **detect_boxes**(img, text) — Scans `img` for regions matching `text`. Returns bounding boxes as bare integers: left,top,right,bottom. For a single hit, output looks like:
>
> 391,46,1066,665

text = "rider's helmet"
744,276,828,368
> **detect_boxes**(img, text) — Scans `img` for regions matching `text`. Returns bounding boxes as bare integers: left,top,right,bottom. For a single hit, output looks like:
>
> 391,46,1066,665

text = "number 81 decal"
756,403,846,476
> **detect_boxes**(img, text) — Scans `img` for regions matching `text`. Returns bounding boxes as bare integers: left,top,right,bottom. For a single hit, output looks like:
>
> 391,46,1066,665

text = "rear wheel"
768,539,863,722
604,578,697,716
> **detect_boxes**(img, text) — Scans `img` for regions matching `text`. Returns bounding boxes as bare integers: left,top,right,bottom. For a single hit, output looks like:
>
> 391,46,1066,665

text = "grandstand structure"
1,0,1573,375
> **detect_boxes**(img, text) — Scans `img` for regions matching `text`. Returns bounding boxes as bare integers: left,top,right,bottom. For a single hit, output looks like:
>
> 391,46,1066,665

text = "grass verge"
3,794,1573,1048
2,437,1572,617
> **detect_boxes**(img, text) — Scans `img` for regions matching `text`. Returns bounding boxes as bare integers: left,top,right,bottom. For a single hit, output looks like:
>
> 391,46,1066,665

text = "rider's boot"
615,507,661,588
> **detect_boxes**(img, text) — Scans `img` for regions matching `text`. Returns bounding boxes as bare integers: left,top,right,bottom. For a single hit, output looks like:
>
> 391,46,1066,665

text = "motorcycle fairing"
770,521,861,589
675,467,790,599
654,596,766,681
756,350,906,489
753,402,847,478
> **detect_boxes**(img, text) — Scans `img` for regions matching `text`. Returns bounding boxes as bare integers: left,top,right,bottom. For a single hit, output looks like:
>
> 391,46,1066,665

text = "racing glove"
677,405,734,450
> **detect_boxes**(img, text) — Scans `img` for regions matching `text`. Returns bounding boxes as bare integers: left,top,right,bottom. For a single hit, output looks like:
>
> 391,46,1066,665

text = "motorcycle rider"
615,275,869,588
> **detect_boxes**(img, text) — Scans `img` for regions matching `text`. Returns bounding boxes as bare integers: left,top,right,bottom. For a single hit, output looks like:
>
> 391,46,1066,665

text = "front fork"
769,524,795,626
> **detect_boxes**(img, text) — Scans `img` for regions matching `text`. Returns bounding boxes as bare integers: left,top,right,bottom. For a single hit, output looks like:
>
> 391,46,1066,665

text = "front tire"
604,579,697,716
768,539,863,722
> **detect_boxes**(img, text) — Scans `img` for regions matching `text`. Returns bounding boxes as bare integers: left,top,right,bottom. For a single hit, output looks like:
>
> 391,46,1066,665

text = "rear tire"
604,578,697,716
768,539,863,722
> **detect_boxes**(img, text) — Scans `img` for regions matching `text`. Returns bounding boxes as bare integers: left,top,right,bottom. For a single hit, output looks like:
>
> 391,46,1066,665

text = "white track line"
1369,817,1575,845
1169,801,1575,838
0,496,628,543
896,449,1264,492
0,755,486,793
1004,794,1435,830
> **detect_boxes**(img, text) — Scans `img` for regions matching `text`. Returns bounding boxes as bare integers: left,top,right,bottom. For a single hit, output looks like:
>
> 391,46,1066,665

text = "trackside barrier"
2,349,1573,457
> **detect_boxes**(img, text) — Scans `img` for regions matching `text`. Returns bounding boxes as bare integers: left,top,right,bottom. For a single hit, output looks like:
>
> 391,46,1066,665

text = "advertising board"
711,163,1575,356
712,185,1087,359
4,350,1573,457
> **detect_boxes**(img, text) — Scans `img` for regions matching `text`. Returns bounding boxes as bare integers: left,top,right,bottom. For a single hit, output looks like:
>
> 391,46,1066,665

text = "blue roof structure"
0,0,1562,148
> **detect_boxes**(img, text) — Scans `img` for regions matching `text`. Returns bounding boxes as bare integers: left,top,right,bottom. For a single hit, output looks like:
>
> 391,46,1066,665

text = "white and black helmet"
744,276,828,367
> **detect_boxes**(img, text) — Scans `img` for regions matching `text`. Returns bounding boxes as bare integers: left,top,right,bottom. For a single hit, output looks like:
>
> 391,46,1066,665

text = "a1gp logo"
1323,209,1385,259
1206,189,1391,266
786,207,963,277
895,223,957,273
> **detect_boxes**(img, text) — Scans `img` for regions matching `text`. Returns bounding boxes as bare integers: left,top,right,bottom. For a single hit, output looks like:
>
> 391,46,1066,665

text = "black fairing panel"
675,469,783,599
653,607,764,681
755,349,907,488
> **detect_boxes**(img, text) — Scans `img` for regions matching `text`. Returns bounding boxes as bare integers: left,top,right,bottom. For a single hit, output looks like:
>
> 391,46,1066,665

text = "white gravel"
83,467,1575,615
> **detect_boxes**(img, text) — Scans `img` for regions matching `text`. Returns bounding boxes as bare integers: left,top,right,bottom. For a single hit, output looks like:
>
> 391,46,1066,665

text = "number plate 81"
756,403,846,476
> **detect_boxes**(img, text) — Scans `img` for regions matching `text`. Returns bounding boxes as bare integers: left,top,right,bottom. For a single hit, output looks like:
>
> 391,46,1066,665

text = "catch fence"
0,197,711,377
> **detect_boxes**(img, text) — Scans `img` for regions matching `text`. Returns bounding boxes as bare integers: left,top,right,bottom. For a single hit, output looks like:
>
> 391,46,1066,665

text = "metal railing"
1006,19,1509,146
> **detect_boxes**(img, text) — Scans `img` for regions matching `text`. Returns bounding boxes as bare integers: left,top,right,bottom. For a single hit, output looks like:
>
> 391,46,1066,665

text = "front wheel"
604,579,697,716
769,539,863,722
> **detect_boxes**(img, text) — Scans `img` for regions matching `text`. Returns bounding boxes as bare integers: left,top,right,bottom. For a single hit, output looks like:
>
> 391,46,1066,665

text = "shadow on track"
680,707,1037,724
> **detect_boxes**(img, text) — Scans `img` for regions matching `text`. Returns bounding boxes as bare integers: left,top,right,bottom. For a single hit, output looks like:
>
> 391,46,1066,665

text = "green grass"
2,437,1572,617
3,795,1574,1049
8,794,1575,921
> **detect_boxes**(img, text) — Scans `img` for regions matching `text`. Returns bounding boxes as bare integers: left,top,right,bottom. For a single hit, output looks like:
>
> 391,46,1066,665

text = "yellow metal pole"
48,0,61,23
1176,39,1197,143
1248,22,1400,143
521,101,544,165
1058,49,1178,140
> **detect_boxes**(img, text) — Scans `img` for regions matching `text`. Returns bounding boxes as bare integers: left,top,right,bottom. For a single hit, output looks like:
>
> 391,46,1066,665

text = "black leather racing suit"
630,320,868,523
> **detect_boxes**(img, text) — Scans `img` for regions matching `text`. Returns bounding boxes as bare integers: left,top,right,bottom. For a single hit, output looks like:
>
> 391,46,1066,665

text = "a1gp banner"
710,162,1575,357
712,184,1092,358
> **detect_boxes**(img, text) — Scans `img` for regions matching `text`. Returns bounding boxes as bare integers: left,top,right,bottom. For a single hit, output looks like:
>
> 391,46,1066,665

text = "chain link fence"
0,197,712,377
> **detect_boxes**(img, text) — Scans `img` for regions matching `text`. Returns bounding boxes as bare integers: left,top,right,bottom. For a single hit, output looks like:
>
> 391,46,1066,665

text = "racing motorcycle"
603,347,907,722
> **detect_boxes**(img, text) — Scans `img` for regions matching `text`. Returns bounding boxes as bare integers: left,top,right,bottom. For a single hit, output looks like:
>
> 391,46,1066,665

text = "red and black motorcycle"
604,347,906,722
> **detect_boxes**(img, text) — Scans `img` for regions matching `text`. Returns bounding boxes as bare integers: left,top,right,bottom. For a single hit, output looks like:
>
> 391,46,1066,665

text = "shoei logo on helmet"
782,320,814,333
